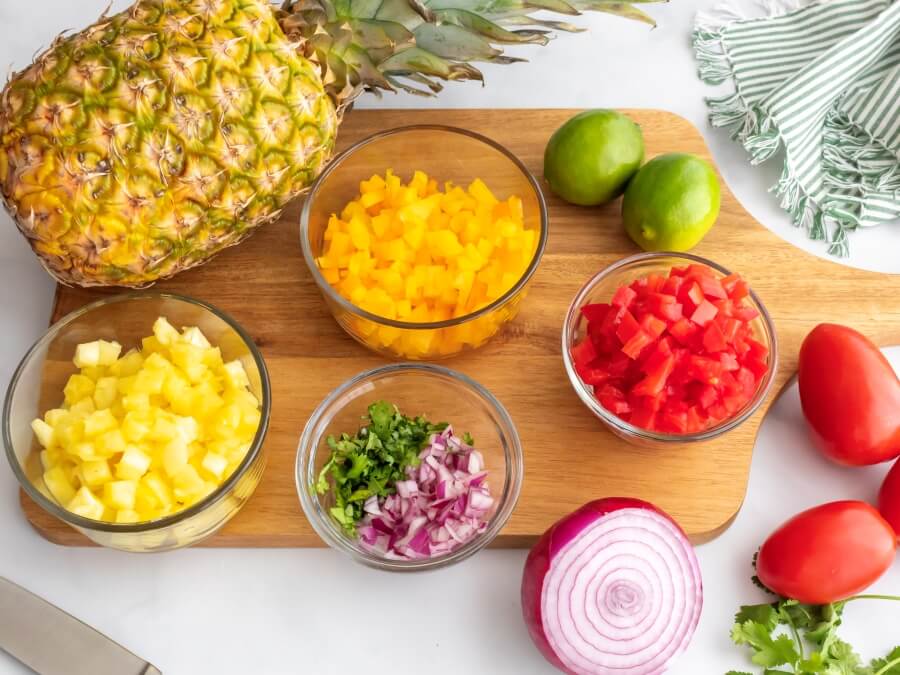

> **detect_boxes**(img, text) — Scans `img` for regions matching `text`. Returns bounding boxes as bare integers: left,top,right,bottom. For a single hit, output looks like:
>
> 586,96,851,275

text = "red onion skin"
521,498,687,675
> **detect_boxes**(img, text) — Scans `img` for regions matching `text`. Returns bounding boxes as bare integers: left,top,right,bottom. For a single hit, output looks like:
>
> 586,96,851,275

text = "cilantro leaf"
736,603,780,631
316,401,459,535
732,621,800,668
870,646,900,674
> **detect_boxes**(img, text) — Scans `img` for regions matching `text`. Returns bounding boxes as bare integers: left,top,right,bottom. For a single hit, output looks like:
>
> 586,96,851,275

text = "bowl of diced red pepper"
562,252,777,446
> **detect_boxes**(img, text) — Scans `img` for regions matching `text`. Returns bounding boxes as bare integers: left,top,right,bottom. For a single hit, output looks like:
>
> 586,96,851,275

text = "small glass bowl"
3,293,271,552
300,125,548,361
562,252,778,448
296,363,523,571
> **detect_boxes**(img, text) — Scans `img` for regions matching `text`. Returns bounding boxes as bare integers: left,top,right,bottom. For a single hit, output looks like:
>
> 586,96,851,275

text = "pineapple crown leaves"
275,0,664,104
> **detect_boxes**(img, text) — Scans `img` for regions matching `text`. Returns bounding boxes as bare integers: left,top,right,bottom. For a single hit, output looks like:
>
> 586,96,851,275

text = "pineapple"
31,317,262,522
0,0,657,287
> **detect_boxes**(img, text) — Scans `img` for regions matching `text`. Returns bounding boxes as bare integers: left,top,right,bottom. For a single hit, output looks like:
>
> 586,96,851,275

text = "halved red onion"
357,426,494,560
521,498,702,675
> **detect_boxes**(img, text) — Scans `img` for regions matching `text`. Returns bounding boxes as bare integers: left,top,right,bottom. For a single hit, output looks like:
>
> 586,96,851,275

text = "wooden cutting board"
22,108,900,547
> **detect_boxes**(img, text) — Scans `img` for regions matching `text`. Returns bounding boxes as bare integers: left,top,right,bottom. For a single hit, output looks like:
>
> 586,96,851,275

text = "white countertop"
0,1,898,673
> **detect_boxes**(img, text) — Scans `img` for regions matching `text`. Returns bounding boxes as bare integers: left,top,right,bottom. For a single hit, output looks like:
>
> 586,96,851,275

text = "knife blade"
0,577,161,675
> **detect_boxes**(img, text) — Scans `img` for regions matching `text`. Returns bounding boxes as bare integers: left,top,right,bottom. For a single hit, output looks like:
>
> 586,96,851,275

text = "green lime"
621,153,721,252
543,110,644,206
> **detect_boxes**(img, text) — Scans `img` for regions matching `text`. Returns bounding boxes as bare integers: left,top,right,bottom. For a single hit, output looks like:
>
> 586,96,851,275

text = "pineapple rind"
0,0,338,287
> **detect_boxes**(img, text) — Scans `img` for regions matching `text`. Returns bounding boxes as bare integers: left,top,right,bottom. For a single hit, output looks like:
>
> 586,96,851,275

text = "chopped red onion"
357,427,493,560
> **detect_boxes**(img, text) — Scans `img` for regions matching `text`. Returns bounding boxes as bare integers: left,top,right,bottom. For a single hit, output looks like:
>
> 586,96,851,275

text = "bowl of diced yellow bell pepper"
2,293,270,552
300,126,548,360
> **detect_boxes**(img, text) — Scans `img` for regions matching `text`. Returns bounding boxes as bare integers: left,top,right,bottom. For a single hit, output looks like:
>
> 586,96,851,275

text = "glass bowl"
3,293,271,552
562,252,778,448
296,363,523,571
300,125,548,360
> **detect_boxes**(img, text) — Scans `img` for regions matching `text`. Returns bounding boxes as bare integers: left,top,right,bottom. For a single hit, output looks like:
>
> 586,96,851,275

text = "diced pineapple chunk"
153,317,180,345
162,438,189,477
121,411,151,442
43,466,76,505
31,419,55,448
103,480,137,510
181,326,211,348
115,509,141,524
31,317,262,524
80,459,112,487
83,409,117,437
116,446,152,480
68,487,106,520
95,429,126,456
44,408,67,426
93,376,118,410
64,374,95,405
201,452,229,480
223,360,250,389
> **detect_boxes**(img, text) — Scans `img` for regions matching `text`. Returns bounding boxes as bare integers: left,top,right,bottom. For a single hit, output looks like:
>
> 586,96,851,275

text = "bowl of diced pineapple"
3,293,270,552
301,125,548,360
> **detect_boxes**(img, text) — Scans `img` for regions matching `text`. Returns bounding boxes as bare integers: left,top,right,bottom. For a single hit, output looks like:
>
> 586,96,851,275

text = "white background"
0,1,898,673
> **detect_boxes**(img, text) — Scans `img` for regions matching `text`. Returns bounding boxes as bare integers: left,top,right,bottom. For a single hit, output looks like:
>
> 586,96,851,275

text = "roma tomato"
879,459,900,539
757,501,896,604
798,324,900,466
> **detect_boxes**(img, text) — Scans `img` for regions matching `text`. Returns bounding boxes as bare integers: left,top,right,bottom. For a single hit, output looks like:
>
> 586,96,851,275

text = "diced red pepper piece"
632,353,675,397
698,384,719,410
686,406,705,432
722,273,750,301
716,316,741,343
577,364,611,386
647,293,683,322
733,305,760,322
745,337,769,360
698,275,728,299
721,273,741,294
622,329,653,360
640,314,667,339
720,351,740,371
744,355,769,379
662,275,684,296
645,273,665,293
581,303,611,323
713,298,734,318
686,264,714,279
598,303,628,337
669,318,697,346
702,321,728,353
659,409,689,434
691,299,719,327
615,310,641,345
612,285,637,308
689,355,724,383
736,366,757,395
669,265,689,277
597,384,631,415
684,282,704,307
607,352,632,377
629,406,656,430
571,337,598,366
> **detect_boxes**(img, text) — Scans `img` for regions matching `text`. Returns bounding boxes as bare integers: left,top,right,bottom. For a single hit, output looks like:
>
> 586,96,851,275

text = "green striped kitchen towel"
693,0,900,256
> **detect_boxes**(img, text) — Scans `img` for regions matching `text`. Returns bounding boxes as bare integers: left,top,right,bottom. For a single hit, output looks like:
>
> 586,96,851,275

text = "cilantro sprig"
315,401,447,535
729,557,900,675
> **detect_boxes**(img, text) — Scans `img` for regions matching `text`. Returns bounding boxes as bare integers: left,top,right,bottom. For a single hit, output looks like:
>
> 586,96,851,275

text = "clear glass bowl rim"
561,251,780,443
295,362,524,571
299,124,549,330
2,291,272,534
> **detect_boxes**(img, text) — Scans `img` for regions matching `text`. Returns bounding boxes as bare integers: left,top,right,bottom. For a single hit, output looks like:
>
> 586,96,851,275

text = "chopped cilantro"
315,401,447,535
730,556,900,674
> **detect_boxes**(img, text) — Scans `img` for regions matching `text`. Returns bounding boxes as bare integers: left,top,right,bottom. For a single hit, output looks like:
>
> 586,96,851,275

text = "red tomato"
879,459,900,539
757,501,896,604
798,324,900,466
571,265,768,433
